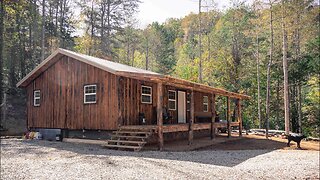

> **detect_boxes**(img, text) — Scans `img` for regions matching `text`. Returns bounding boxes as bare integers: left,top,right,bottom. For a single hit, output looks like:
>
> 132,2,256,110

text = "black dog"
287,134,306,149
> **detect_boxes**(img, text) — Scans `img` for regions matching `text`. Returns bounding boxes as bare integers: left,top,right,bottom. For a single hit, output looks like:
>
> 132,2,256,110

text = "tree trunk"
282,0,290,135
0,0,4,122
89,0,94,55
266,0,274,139
106,0,111,56
145,36,149,70
198,0,202,83
100,0,106,52
131,47,135,67
41,0,45,61
255,11,261,129
298,84,302,133
60,0,66,48
276,77,280,128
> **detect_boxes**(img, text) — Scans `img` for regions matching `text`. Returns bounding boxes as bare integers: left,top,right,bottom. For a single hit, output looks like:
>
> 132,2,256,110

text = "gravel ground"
1,139,319,180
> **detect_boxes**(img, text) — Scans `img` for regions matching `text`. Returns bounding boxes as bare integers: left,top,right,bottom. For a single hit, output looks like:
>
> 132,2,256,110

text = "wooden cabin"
17,48,249,150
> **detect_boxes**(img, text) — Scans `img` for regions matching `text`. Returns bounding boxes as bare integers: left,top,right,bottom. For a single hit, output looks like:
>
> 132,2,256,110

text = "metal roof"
16,48,250,99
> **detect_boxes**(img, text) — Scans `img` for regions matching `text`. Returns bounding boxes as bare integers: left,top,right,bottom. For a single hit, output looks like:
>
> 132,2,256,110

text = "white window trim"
141,85,152,104
168,90,176,110
84,84,97,104
33,90,40,107
203,96,209,112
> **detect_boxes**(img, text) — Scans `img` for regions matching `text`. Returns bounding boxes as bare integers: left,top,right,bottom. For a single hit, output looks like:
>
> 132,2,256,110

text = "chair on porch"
163,107,172,124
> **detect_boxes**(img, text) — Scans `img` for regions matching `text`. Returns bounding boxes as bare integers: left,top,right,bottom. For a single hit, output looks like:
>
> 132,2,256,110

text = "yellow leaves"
307,76,320,103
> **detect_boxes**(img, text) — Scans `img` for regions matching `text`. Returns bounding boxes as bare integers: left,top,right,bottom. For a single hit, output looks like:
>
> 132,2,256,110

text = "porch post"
188,90,194,145
237,99,242,137
227,96,231,138
211,93,216,139
157,82,164,150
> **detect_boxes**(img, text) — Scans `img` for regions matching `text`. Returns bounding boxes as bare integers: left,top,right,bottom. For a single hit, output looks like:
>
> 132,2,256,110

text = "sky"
136,0,233,28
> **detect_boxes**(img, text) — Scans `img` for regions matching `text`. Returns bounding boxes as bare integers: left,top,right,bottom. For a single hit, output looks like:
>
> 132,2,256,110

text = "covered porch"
122,81,246,150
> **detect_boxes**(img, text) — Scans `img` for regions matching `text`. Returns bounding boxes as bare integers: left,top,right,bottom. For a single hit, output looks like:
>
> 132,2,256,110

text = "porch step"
104,128,153,151
113,131,151,135
107,140,146,145
111,135,148,139
103,144,141,151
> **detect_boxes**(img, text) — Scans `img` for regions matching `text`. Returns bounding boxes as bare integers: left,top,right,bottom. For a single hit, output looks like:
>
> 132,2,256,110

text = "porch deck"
120,122,240,133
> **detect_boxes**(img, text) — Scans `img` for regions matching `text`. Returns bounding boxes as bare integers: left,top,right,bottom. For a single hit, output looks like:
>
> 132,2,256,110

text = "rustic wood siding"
26,55,216,129
194,91,212,123
118,78,157,125
26,55,118,130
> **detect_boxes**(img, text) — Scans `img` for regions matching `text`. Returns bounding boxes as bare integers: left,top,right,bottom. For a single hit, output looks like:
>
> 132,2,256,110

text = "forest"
0,0,319,137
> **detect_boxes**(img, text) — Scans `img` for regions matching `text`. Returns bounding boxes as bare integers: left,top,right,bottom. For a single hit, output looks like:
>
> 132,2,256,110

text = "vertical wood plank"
211,93,216,139
237,99,242,137
188,90,194,145
227,96,231,138
157,82,164,150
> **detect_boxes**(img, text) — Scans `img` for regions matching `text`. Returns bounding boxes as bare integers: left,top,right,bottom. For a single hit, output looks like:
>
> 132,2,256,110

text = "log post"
227,96,231,138
211,93,216,139
237,99,242,137
188,90,194,145
157,82,164,150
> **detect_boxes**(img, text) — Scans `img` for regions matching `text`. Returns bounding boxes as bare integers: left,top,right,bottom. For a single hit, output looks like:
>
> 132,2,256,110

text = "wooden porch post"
227,96,231,138
157,82,164,150
237,99,242,137
188,90,194,145
211,93,216,139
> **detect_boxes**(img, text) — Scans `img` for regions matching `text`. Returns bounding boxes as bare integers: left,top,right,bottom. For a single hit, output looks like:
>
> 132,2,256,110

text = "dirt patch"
199,134,320,151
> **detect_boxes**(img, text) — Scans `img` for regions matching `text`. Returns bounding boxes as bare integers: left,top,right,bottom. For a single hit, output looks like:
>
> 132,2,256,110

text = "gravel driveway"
1,139,319,180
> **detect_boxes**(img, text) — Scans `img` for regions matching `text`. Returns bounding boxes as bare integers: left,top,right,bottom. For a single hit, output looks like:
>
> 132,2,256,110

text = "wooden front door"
178,91,186,123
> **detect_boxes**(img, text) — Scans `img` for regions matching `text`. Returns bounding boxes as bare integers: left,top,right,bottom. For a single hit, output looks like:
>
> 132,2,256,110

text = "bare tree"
0,0,4,124
254,1,262,129
265,0,274,138
41,0,45,61
282,0,290,135
198,0,202,83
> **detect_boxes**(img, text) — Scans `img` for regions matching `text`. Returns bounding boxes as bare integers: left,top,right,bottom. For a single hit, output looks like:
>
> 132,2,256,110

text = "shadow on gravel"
9,137,289,167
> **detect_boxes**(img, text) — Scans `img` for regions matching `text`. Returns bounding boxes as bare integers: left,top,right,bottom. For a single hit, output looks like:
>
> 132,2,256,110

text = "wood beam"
157,82,164,150
188,91,194,145
237,99,242,137
211,93,216,139
227,97,231,138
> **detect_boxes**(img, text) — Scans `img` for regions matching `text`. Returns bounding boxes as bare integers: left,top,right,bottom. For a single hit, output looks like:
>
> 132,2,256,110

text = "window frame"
203,95,209,112
33,90,41,107
168,90,176,111
141,85,152,104
84,84,97,104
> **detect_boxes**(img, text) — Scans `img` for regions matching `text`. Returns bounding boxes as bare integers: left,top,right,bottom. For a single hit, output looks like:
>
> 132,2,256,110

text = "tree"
265,0,274,138
41,0,45,61
282,0,290,135
79,0,140,58
0,0,4,125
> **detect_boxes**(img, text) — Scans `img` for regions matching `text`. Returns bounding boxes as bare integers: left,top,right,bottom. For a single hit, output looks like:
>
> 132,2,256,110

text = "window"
168,90,176,110
203,96,209,112
84,84,97,104
141,86,152,104
34,90,40,107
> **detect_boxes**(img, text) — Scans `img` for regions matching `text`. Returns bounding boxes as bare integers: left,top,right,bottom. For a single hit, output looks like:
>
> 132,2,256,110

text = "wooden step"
107,140,146,144
111,135,148,139
113,131,151,135
103,144,141,150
